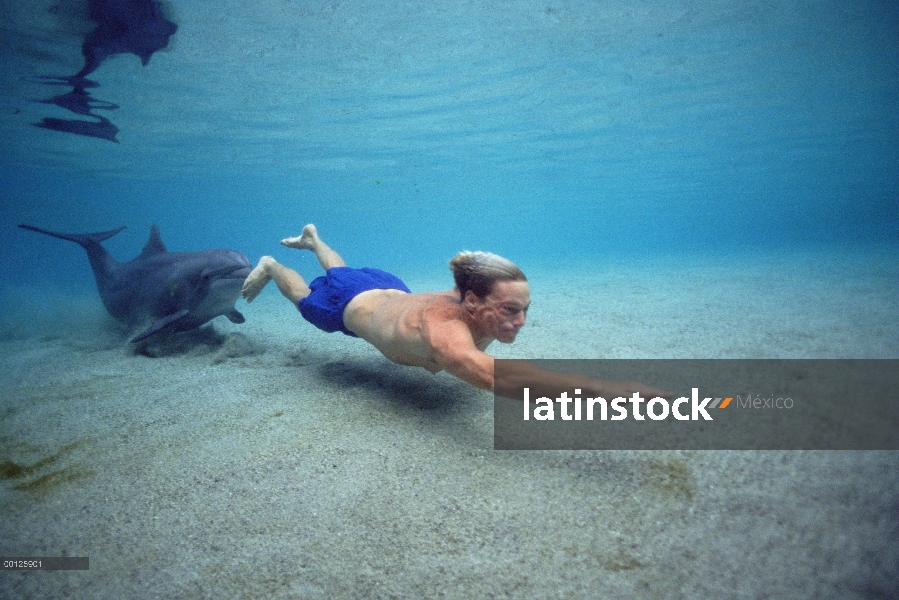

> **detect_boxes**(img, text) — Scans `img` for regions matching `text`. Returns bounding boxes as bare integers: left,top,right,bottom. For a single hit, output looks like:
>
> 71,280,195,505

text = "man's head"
450,251,529,343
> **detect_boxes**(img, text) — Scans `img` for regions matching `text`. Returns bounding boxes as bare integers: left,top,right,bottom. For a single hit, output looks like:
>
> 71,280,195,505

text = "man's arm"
427,318,496,390
426,319,672,400
493,360,673,401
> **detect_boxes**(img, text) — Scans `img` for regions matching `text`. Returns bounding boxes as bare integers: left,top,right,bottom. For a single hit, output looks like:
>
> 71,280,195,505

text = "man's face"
476,280,530,343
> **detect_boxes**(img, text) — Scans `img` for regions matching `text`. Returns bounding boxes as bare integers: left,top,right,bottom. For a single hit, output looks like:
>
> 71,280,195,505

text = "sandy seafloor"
1,247,898,599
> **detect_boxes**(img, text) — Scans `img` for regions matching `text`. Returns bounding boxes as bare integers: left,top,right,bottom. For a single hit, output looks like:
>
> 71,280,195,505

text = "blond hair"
449,251,526,298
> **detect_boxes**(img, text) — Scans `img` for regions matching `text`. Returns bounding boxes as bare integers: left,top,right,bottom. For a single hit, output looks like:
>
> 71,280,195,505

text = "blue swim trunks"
298,267,411,337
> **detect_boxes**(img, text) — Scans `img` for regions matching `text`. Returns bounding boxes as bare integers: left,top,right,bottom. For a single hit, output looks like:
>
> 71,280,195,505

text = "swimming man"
242,225,671,400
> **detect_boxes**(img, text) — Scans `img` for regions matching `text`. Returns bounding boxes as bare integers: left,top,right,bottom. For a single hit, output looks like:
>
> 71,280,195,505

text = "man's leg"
281,224,346,270
242,256,310,305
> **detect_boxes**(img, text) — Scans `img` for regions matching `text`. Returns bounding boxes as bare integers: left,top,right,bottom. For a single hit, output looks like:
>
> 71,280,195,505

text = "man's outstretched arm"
428,320,672,400
427,320,496,390
493,359,673,401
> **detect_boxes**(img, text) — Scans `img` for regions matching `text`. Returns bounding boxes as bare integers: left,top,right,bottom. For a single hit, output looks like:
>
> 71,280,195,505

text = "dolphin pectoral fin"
226,309,246,324
130,309,191,343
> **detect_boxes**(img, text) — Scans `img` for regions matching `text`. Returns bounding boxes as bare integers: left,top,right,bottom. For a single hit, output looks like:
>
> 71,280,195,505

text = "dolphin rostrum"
19,223,252,343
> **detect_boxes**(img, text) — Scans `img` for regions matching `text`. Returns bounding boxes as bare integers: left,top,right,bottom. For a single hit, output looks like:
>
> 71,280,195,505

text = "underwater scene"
1,1,897,597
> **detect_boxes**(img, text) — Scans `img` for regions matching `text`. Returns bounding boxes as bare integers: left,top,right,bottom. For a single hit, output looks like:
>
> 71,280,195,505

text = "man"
242,224,670,400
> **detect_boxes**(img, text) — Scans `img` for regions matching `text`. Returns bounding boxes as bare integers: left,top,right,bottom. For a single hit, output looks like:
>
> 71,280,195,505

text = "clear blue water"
2,6,899,596
1,1,897,293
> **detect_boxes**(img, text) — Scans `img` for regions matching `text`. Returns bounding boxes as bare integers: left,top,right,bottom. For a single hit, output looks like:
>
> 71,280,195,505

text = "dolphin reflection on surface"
32,0,177,142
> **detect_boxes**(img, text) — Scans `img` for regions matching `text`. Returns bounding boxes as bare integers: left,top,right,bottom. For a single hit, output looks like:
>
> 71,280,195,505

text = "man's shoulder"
419,293,478,350
419,291,464,320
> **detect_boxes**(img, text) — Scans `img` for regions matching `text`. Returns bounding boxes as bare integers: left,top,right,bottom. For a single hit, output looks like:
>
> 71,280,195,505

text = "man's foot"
242,256,276,302
281,224,318,250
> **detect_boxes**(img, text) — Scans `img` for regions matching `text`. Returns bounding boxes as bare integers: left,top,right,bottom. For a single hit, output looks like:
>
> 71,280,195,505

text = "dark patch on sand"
1,439,92,494
132,327,262,362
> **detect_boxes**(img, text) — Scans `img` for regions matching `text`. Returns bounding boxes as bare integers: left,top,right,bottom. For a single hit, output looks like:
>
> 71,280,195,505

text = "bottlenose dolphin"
19,224,252,343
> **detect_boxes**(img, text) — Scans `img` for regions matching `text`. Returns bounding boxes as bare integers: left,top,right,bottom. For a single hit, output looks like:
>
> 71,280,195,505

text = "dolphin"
19,223,252,343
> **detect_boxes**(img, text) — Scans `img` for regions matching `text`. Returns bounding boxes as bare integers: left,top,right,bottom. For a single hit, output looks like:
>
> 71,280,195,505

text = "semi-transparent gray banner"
493,359,899,450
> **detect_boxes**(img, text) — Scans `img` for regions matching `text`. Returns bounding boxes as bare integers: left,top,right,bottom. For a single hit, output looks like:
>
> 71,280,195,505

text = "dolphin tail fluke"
18,224,126,246
18,223,126,292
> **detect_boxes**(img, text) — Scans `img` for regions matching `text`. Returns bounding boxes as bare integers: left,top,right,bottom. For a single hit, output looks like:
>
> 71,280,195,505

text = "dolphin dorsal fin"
140,225,168,257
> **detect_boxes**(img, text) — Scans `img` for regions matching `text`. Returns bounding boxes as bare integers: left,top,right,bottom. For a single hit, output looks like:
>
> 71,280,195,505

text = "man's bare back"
344,288,495,376
344,289,447,372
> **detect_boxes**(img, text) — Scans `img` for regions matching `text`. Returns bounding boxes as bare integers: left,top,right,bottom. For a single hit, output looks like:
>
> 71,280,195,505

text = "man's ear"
462,290,482,308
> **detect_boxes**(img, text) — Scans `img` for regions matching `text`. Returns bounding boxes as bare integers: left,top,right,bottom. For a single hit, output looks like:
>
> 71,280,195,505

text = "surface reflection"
33,0,177,142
